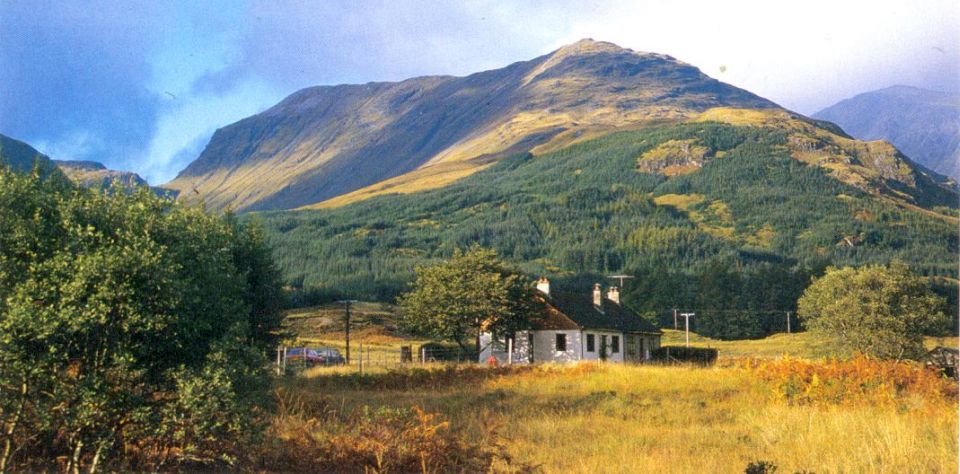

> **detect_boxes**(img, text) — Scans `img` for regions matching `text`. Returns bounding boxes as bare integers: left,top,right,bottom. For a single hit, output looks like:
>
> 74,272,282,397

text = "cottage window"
586,334,595,352
611,335,620,353
555,334,567,352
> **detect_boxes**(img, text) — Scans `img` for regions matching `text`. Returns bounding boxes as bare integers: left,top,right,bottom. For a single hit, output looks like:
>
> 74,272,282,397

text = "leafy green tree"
0,167,283,472
797,262,947,360
397,247,537,354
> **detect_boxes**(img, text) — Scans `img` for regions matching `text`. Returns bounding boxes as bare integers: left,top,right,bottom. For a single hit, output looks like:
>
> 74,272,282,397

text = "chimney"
592,283,602,308
536,277,550,296
606,286,620,305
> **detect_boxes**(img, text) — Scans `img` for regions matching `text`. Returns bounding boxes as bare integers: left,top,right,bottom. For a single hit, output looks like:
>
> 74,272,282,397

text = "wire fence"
275,344,477,374
275,341,723,375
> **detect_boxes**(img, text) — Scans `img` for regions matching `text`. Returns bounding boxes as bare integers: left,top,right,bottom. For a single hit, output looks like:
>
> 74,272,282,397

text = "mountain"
54,159,148,188
0,133,63,178
166,39,779,211
0,133,176,197
54,160,178,197
813,85,960,180
256,119,958,335
161,40,956,328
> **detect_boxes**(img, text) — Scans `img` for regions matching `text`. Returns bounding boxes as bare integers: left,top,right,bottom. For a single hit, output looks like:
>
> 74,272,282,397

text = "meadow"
263,359,957,473
265,304,960,472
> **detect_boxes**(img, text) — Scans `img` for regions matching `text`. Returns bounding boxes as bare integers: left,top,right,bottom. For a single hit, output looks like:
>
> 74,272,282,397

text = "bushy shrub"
749,355,957,407
0,169,282,472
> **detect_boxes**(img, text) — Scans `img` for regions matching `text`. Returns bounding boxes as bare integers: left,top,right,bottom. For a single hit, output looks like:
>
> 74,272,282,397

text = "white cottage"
480,278,662,364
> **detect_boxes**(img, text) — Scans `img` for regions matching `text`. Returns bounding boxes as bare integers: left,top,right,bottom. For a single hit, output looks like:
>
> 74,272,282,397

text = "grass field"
661,329,959,359
273,362,958,473
272,306,959,472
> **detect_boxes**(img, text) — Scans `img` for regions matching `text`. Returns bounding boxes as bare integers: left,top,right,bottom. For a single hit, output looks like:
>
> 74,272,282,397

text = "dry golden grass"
274,362,957,473
652,193,704,210
661,329,958,359
661,329,840,359
302,161,494,209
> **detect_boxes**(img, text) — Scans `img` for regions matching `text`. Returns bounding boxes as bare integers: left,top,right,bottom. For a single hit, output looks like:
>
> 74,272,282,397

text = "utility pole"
673,307,678,329
786,311,792,334
337,300,358,365
680,312,695,347
607,274,635,289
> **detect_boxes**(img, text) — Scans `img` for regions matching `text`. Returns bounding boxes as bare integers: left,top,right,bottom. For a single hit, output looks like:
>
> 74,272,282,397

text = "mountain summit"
165,39,777,211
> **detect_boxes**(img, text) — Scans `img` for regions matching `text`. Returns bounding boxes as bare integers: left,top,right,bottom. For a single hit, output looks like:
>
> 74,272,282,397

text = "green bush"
0,168,282,472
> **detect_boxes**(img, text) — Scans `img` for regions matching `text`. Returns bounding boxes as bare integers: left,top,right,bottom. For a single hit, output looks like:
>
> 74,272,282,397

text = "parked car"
285,347,345,367
316,348,345,366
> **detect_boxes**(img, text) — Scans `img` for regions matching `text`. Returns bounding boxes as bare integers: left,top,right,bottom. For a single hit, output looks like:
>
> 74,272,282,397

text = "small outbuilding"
480,278,662,364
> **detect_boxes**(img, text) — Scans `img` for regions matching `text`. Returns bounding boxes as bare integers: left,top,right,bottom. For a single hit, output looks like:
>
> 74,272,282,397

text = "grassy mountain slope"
167,39,777,211
256,120,958,305
813,85,960,179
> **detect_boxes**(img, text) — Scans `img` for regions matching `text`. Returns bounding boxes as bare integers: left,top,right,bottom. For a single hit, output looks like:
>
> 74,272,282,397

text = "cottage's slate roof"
534,291,661,334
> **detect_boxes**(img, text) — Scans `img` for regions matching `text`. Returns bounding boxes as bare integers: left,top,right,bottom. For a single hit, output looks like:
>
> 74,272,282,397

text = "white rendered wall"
532,330,581,363
581,330,625,362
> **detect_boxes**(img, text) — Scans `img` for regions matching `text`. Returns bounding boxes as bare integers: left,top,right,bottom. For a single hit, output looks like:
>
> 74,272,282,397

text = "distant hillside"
54,160,178,198
0,133,63,178
1,133,175,196
813,85,960,179
167,39,778,211
54,160,148,188
257,120,958,308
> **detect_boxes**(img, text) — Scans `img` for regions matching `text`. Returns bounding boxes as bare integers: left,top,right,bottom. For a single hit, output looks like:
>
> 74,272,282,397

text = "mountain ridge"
54,159,149,188
0,133,63,178
166,39,778,211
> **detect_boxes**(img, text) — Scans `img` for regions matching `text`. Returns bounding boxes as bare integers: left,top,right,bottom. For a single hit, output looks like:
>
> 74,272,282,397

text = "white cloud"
138,77,284,184
32,131,103,162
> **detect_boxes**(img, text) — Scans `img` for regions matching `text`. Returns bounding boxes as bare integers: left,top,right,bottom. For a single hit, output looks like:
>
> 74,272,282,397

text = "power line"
667,308,798,314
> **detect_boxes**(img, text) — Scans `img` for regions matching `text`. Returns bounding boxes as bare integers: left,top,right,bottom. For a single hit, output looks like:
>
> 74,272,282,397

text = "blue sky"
1,0,957,184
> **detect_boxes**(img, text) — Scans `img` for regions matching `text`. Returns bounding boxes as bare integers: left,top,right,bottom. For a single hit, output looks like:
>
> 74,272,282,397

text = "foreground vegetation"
0,168,283,472
267,361,957,473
